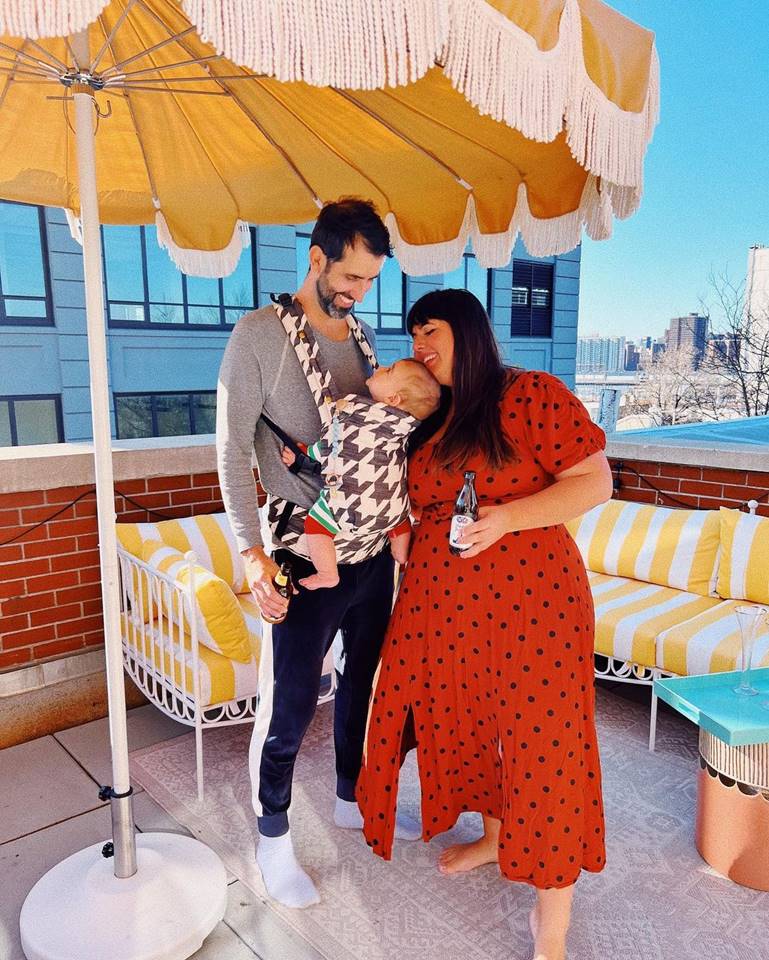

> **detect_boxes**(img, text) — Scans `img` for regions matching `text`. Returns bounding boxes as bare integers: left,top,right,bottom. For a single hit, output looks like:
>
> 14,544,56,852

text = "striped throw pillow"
117,513,246,593
141,540,252,663
716,508,769,604
566,499,720,597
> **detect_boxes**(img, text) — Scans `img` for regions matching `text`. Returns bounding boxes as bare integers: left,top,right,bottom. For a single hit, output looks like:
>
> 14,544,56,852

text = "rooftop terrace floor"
2,684,769,960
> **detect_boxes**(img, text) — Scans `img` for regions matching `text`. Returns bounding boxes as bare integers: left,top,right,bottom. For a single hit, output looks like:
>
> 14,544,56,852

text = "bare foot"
437,835,499,875
299,573,340,590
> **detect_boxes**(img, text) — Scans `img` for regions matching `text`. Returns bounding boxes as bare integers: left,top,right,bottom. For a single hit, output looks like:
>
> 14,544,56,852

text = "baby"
282,358,441,589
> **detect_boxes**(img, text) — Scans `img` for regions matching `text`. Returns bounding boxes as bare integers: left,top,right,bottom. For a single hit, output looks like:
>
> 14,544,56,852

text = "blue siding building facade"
0,201,580,445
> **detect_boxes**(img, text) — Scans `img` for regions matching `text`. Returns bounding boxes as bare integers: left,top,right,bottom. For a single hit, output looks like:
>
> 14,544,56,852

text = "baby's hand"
281,446,296,467
390,530,411,565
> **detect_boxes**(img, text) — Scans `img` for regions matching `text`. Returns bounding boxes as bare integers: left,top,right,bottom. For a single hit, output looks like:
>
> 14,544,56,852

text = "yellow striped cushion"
125,618,259,707
141,541,251,663
567,500,720,597
588,571,722,668
657,599,769,676
717,508,769,604
116,513,246,593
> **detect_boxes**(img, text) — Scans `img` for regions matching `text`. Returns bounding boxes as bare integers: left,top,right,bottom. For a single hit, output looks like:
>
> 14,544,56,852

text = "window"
510,260,554,337
114,391,216,439
295,231,311,282
0,201,53,325
0,395,63,446
444,252,491,311
357,256,405,332
103,225,257,328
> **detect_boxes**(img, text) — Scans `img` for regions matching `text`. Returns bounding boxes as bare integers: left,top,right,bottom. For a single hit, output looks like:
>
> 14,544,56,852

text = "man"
216,199,419,910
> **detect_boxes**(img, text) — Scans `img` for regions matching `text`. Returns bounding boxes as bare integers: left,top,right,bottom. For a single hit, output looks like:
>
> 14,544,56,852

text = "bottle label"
449,514,474,549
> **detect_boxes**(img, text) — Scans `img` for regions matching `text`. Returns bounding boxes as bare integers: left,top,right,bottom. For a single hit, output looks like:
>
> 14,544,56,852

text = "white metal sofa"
116,512,337,800
566,498,769,750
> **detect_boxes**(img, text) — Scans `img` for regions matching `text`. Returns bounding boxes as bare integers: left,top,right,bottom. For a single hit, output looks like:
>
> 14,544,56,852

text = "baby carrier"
264,294,410,565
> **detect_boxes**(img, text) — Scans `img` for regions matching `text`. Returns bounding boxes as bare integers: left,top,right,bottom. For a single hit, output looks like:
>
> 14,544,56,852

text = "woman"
357,289,612,960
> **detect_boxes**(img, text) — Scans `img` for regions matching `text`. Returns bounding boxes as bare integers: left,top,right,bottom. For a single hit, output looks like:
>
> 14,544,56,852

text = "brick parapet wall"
2,439,769,672
0,469,265,671
607,458,769,516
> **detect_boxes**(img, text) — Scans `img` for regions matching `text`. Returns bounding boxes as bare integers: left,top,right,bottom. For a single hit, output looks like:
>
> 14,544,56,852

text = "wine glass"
733,604,765,697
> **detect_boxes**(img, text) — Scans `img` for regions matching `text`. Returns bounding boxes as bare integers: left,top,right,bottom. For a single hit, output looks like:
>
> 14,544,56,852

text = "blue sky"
578,0,769,340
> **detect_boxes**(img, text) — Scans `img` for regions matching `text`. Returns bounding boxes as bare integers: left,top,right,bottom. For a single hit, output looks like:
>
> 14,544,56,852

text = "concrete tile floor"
0,704,317,960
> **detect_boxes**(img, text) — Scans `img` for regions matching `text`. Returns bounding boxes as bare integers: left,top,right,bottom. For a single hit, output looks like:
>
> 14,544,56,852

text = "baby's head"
366,359,441,420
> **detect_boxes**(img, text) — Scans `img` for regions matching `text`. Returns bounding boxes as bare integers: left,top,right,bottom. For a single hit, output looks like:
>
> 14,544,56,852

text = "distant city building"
636,336,665,367
664,313,708,367
746,246,769,364
746,245,769,325
576,335,626,373
705,333,741,365
624,343,640,371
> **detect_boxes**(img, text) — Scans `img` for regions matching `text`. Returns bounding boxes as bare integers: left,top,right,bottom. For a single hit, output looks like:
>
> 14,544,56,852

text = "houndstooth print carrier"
267,295,409,565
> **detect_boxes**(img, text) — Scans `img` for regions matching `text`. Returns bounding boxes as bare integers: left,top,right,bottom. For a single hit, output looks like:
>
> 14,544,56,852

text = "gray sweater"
216,303,376,553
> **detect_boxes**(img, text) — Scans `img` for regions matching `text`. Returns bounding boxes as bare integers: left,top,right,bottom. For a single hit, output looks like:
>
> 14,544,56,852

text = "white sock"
334,796,365,829
334,797,422,841
255,831,320,909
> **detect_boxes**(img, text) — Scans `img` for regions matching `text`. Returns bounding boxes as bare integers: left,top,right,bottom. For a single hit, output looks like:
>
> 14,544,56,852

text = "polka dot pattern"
357,371,607,890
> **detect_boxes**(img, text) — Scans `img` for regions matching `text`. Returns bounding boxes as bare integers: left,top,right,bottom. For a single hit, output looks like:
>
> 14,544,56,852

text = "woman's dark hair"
310,198,391,263
407,288,518,469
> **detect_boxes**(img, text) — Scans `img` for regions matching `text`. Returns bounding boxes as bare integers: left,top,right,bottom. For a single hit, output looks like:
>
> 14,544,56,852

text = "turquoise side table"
655,668,769,746
654,669,769,890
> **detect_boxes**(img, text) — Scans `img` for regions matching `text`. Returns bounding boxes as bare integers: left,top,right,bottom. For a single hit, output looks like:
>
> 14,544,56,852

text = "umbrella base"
20,833,227,960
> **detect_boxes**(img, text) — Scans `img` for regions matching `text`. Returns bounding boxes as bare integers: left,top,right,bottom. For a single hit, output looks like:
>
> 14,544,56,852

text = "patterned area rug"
130,687,769,960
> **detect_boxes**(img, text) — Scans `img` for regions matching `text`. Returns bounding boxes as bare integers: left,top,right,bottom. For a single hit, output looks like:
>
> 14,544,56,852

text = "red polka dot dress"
357,371,607,889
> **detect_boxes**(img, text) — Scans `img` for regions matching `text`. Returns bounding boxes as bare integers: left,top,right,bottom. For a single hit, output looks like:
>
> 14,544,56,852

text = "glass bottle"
449,471,478,556
262,561,294,625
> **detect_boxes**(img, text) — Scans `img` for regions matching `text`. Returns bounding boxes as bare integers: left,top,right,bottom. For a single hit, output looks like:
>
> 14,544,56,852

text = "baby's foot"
299,573,340,590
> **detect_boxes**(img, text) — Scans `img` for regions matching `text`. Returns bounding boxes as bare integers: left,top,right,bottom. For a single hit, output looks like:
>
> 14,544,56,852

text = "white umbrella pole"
75,82,136,877
75,93,136,877
72,35,135,878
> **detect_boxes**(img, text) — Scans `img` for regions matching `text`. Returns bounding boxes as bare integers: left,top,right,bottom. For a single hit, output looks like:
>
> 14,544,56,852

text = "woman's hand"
457,504,515,558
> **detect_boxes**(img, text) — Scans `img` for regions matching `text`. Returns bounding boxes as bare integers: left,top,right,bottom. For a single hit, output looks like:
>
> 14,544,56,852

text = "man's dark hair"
310,198,391,263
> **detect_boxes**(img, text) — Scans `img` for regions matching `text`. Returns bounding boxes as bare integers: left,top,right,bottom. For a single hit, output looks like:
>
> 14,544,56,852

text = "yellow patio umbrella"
0,3,658,959
0,0,658,275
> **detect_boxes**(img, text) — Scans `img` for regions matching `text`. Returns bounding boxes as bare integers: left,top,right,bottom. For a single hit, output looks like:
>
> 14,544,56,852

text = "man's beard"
316,271,351,319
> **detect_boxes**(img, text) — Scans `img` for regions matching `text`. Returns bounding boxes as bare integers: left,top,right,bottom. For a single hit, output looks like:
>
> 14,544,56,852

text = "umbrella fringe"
65,207,83,246
385,200,475,276
566,42,660,189
442,0,571,144
63,208,253,279
443,0,659,189
183,0,448,88
388,174,637,274
155,212,252,278
0,0,108,38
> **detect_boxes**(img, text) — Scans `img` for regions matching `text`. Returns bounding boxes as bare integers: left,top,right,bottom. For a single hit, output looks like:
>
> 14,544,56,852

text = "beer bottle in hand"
449,471,478,556
262,561,294,625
